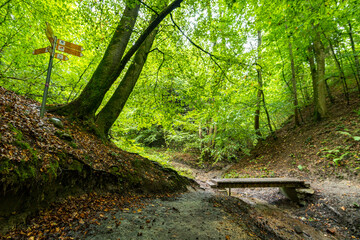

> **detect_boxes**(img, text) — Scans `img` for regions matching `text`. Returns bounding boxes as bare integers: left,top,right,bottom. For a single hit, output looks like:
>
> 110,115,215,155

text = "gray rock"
49,117,64,129
55,131,73,141
294,225,303,234
296,188,315,195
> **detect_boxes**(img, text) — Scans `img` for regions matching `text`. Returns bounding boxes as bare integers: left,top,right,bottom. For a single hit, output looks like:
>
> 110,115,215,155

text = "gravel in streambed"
70,192,260,240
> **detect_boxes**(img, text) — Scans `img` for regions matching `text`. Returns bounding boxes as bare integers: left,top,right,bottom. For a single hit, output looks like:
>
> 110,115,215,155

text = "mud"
66,190,334,240
69,192,260,240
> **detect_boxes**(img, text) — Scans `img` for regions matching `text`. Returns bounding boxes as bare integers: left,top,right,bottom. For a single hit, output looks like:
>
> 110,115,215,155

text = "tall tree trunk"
211,124,217,149
307,46,321,121
50,3,140,120
254,30,263,138
95,16,158,139
261,90,274,136
288,37,300,125
313,31,327,119
274,34,292,92
348,21,360,93
325,34,349,104
344,48,360,91
50,0,184,121
324,77,335,104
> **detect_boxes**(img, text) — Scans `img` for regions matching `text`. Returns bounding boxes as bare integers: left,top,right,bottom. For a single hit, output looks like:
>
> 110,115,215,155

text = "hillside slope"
223,91,360,238
0,87,192,233
227,92,360,181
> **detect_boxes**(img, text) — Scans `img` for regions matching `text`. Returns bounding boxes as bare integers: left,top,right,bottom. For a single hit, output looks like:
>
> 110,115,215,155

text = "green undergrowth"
224,168,276,179
112,137,194,178
136,148,195,179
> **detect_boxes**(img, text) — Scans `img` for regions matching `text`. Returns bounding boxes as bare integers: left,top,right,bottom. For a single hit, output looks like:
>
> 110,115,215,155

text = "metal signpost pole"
34,22,83,117
40,36,57,118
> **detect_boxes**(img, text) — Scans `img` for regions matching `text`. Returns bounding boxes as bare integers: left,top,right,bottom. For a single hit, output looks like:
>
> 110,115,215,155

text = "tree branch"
148,48,165,103
169,13,232,84
0,0,12,9
112,0,183,80
137,0,159,16
67,57,97,103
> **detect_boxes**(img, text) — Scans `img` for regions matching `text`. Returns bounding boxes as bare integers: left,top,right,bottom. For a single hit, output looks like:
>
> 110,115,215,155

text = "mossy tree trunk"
307,46,320,121
50,2,141,121
314,33,327,119
50,0,184,126
288,37,300,126
94,15,158,139
310,30,327,121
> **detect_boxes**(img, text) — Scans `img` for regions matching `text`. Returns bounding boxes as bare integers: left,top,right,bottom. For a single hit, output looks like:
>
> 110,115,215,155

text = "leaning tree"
50,0,183,139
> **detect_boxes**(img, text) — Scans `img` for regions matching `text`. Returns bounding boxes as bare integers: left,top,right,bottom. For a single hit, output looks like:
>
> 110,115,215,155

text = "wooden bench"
209,178,312,202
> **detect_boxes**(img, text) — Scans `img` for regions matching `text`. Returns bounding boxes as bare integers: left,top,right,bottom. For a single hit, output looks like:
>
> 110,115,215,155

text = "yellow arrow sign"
33,46,51,55
56,45,83,57
57,39,84,52
45,22,55,45
54,53,69,61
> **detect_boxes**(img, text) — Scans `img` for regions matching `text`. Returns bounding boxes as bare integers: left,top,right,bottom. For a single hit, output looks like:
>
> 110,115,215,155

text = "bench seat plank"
210,178,308,189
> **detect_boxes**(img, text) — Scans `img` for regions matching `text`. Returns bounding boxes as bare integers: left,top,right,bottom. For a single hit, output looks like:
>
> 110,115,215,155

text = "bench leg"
279,187,299,202
228,188,231,196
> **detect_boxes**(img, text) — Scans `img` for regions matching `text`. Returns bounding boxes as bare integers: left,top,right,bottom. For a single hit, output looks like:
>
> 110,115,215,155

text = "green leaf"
353,136,360,141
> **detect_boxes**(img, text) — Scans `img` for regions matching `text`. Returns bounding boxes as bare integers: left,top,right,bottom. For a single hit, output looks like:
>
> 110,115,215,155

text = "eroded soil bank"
0,87,192,233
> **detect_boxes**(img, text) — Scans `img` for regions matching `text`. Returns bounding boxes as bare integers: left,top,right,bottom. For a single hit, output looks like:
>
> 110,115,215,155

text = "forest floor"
1,88,359,239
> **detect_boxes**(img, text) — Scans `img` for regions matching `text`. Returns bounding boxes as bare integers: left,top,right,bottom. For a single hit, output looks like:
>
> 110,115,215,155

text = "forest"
1,0,358,161
1,0,360,239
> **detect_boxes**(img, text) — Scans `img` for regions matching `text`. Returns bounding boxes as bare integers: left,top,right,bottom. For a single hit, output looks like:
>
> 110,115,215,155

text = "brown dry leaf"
327,228,336,234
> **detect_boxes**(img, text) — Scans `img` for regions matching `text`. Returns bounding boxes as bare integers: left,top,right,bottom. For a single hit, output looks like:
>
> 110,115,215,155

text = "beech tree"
50,0,183,137
1,0,359,160
94,14,158,139
50,1,141,121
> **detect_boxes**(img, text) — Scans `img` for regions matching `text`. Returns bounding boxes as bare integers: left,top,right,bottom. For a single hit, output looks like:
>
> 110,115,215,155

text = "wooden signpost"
33,22,84,117
56,45,84,57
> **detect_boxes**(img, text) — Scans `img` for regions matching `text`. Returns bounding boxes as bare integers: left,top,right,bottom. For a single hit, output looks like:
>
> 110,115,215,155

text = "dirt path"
3,159,357,239
3,161,341,240
169,159,360,239
68,190,338,240
68,192,261,240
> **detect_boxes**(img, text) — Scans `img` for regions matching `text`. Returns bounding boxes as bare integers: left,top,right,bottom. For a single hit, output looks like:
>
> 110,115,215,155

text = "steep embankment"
0,87,192,233
161,91,360,239
227,92,360,181
224,91,360,238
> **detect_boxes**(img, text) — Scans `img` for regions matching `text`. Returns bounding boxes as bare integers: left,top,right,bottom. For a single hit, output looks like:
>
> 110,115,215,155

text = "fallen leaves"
0,87,188,238
3,192,156,239
0,86,175,191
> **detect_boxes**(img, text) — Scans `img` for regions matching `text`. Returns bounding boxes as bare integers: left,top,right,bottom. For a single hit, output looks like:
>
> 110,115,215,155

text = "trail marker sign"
33,22,84,117
56,45,83,57
33,47,50,55
54,53,69,61
45,22,55,45
57,39,84,52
